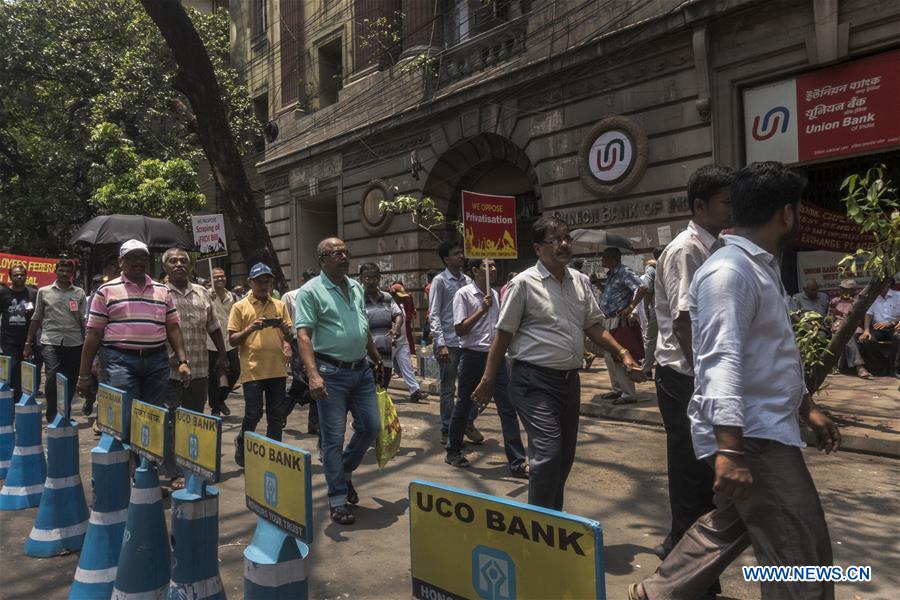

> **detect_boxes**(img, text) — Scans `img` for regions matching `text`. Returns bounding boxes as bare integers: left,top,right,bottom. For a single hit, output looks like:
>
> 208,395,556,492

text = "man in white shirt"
859,277,899,376
790,279,829,316
651,165,733,572
472,216,643,510
631,161,840,600
445,259,527,478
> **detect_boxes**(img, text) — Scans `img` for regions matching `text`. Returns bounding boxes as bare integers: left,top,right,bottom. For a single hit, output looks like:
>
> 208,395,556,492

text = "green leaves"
838,164,899,282
0,0,256,256
379,194,463,241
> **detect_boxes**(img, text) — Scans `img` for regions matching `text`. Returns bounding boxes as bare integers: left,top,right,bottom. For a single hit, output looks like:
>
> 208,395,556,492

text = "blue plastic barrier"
0,391,46,510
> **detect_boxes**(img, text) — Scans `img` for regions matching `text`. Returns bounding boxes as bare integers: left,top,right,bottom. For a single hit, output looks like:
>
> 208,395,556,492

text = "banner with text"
744,48,900,164
175,408,222,482
96,384,129,441
191,214,228,259
462,191,518,259
0,253,60,288
797,250,873,293
130,400,168,464
409,480,605,600
796,203,874,253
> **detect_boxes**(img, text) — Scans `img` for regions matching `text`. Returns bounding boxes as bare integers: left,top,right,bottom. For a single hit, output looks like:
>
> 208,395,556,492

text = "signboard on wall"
797,250,871,292
744,48,900,164
796,203,874,253
462,191,518,259
191,214,228,259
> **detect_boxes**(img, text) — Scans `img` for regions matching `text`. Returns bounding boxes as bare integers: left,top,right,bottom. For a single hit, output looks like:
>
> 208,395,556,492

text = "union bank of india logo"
751,106,790,141
588,130,634,183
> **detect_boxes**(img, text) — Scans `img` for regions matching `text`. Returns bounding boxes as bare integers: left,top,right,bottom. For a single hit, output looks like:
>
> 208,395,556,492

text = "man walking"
598,247,648,404
652,164,733,567
76,240,191,412
630,161,840,600
162,249,229,488
295,237,383,525
228,263,294,467
207,267,240,416
360,263,404,389
445,259,527,479
0,265,37,401
429,240,481,445
390,282,428,402
282,269,320,434
639,248,663,379
24,258,85,422
472,216,643,510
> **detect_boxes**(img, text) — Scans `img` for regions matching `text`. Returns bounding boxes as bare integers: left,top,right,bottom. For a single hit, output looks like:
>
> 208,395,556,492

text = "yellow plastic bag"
375,386,402,469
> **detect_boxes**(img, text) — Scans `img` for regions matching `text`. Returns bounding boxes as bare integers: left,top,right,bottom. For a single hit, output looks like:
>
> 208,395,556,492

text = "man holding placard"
295,237,384,526
24,258,85,422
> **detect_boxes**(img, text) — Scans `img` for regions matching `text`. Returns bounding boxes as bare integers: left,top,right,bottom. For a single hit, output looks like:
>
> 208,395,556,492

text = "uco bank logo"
264,471,278,507
188,433,199,460
472,545,516,600
588,130,634,183
751,106,790,140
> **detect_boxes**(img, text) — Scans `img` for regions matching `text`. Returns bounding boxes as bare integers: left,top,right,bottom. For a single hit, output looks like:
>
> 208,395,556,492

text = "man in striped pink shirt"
76,239,191,411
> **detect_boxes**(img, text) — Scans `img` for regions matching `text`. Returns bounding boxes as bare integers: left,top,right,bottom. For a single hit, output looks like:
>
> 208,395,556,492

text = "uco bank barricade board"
409,480,605,600
243,432,313,543
174,407,221,482
20,362,37,397
129,400,168,464
0,355,9,384
96,383,129,440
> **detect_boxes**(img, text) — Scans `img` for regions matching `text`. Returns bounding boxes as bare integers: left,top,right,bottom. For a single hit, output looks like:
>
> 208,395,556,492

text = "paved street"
1,397,898,599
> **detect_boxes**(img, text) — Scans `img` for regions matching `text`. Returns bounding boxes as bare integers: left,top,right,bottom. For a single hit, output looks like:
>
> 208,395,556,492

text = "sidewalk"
391,364,900,458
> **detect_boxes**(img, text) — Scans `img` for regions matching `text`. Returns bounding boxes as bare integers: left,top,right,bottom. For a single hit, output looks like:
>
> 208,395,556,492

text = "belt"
514,359,579,379
314,352,368,370
104,344,167,357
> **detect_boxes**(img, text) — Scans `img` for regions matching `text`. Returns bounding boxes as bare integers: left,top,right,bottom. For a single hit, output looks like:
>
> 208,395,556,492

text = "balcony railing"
433,15,528,90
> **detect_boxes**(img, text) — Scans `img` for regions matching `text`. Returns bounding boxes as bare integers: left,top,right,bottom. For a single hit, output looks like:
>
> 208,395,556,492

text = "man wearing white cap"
76,239,191,409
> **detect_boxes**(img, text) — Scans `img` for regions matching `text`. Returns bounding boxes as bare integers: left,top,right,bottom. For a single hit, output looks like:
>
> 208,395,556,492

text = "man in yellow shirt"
228,263,293,467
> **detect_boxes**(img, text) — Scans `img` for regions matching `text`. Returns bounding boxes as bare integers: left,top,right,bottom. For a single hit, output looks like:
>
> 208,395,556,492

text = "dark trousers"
207,348,240,410
508,361,580,510
238,377,287,449
448,349,526,469
655,364,716,554
863,328,899,374
1,340,25,400
642,440,834,600
43,343,82,422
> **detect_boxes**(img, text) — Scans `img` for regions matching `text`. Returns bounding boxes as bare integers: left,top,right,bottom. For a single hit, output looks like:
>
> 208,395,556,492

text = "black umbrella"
69,214,194,250
570,228,635,253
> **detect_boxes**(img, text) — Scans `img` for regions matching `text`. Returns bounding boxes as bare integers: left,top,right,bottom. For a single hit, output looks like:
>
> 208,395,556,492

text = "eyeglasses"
319,249,350,258
541,236,573,247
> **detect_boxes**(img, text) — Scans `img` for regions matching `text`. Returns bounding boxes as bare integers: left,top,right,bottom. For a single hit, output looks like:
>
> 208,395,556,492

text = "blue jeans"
436,345,477,433
448,349,526,469
100,347,169,407
315,360,380,508
239,377,287,442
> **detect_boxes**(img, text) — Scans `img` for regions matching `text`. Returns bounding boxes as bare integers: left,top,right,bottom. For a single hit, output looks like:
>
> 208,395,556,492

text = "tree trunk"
807,277,883,393
139,0,287,290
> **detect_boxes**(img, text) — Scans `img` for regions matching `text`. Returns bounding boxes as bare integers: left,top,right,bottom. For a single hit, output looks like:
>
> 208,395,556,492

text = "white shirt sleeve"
690,265,760,430
452,289,467,329
428,277,446,347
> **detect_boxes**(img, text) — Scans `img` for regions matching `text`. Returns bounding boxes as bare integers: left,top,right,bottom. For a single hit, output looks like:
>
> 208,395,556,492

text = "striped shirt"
167,281,219,380
86,275,179,350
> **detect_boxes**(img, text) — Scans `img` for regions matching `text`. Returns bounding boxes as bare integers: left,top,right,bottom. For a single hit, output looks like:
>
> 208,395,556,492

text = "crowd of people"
1,160,898,598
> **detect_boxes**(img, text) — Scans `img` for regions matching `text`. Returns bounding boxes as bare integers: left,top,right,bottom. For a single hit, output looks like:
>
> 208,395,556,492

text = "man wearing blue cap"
228,262,294,467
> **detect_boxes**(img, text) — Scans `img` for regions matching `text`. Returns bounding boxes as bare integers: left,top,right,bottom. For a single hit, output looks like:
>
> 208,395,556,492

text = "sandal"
169,476,186,491
601,391,622,400
627,583,647,600
330,505,355,525
509,463,529,479
346,480,359,505
856,367,872,379
445,453,470,468
612,395,638,405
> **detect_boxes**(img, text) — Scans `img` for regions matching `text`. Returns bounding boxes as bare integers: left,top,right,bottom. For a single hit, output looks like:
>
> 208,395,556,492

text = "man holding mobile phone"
228,263,293,467
445,259,527,478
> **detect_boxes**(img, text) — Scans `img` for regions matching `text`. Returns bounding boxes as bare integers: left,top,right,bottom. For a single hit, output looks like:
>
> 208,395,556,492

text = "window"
253,0,268,37
317,38,343,108
253,93,268,151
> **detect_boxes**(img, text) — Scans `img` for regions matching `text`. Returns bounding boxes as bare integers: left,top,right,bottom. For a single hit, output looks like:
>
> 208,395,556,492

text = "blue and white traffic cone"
167,475,225,600
112,457,171,599
243,517,309,600
69,434,131,600
0,384,13,480
24,414,89,556
0,394,46,510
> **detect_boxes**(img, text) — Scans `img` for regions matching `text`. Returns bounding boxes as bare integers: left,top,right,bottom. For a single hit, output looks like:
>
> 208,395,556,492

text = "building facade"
229,0,900,305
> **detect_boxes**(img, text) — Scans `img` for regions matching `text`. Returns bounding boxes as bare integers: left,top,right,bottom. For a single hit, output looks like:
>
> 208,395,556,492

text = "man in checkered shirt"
161,248,229,488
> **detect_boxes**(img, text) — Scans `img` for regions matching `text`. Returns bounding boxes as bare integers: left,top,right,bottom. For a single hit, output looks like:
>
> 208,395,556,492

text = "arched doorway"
422,132,541,277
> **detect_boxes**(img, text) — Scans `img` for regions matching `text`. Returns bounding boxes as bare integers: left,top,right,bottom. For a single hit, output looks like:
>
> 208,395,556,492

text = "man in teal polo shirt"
295,237,384,525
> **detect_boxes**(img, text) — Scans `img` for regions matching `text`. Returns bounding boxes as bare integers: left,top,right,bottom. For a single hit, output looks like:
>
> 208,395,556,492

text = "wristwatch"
177,359,191,367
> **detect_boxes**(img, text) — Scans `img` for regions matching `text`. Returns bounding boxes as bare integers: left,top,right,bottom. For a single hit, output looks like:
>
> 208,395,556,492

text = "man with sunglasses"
472,216,643,510
295,238,384,525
